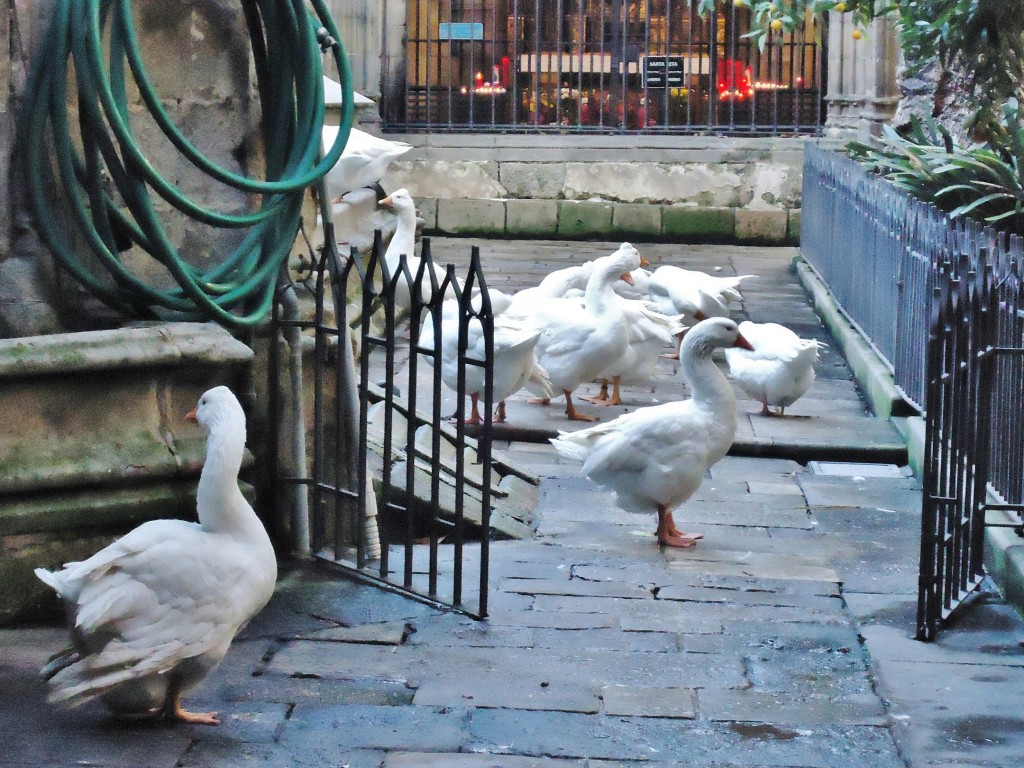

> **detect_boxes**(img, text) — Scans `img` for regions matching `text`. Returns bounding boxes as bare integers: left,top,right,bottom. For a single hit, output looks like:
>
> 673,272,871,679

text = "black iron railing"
800,144,1024,639
271,231,499,619
388,1,824,136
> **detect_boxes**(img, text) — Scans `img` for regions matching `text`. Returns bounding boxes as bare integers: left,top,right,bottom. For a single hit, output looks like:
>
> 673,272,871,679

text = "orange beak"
734,333,754,351
185,407,198,422
379,195,393,207
620,273,635,286
639,257,650,267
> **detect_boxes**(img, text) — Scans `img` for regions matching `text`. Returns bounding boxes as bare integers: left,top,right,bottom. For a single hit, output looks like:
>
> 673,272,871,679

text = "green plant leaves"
848,109,1024,234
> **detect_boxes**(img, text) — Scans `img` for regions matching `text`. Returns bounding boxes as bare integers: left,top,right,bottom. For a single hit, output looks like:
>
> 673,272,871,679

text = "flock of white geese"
373,186,827,554
30,128,831,726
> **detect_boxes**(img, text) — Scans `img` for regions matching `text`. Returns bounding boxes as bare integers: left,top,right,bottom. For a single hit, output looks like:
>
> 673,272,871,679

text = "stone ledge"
0,322,252,379
421,198,798,244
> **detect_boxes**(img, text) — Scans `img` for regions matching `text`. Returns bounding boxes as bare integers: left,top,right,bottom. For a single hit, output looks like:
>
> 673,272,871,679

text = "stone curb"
472,422,908,465
422,198,800,245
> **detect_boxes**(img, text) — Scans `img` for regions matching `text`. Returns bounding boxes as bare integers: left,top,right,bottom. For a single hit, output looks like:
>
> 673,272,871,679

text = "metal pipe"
280,282,311,558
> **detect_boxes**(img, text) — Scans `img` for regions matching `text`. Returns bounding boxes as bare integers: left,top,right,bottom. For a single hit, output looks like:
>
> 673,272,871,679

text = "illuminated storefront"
390,1,824,134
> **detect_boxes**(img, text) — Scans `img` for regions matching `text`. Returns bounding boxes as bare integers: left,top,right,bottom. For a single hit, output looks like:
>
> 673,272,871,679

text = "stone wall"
381,133,844,244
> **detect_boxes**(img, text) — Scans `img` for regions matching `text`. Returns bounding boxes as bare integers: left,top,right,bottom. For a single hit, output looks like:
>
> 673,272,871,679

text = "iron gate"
390,0,824,134
917,253,1024,640
270,224,499,619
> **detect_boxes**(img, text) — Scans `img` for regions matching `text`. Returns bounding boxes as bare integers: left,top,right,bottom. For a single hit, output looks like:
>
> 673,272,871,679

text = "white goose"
725,321,825,416
551,318,753,547
584,299,687,406
647,266,754,358
528,243,641,421
613,266,653,302
420,295,553,424
379,188,457,312
34,387,276,725
312,186,398,255
322,125,411,201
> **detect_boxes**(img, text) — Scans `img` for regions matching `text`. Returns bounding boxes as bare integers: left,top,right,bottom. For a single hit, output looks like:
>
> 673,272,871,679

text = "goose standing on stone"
529,243,641,421
551,318,753,547
724,321,825,416
34,387,277,725
583,298,687,407
421,294,553,424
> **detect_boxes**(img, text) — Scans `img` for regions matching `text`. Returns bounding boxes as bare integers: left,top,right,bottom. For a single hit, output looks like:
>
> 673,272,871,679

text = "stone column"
824,10,901,139
324,0,384,102
1,1,62,337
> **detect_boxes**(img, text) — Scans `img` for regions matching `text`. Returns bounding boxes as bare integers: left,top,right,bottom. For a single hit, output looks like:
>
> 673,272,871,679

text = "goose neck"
584,271,619,313
196,426,249,533
682,347,734,406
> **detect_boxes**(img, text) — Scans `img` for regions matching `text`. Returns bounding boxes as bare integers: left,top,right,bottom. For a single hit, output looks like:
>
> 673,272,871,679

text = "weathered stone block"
557,200,614,238
735,208,789,243
506,199,558,236
661,206,736,240
0,257,61,338
611,203,662,238
500,162,566,199
435,198,506,236
384,160,505,200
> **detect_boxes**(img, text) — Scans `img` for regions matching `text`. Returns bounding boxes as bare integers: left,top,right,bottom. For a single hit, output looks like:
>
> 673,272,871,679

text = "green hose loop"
17,0,354,329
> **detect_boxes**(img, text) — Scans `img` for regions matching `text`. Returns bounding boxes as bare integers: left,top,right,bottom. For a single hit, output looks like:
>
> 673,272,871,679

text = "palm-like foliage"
848,100,1024,234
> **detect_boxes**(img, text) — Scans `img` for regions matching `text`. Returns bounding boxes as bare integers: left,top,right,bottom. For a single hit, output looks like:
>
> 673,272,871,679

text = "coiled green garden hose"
17,0,353,329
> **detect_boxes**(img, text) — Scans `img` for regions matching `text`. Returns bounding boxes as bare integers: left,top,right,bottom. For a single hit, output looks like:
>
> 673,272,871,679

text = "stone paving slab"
464,708,906,767
384,754,586,768
601,685,696,718
663,552,839,583
696,688,886,726
413,676,602,713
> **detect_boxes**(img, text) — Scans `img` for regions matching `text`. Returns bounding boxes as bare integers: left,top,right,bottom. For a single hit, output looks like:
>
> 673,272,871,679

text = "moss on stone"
661,206,736,240
557,200,614,238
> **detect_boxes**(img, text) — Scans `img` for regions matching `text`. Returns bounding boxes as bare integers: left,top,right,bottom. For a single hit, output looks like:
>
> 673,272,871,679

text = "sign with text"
439,22,484,40
643,56,686,88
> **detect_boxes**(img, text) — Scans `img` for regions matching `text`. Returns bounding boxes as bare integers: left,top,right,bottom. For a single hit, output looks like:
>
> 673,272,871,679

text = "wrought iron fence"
800,144,1024,638
270,229,501,618
387,1,824,135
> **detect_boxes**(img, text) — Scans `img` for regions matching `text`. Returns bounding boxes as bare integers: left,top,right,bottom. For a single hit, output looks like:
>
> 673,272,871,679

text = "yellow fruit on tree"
770,19,783,31
835,2,847,12
852,28,863,40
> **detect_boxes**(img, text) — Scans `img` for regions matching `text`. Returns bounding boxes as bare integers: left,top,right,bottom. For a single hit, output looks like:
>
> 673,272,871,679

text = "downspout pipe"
280,282,311,558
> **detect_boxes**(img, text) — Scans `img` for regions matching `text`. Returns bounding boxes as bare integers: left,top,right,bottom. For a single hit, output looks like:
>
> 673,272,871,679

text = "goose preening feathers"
528,243,642,421
725,321,825,416
312,185,398,256
322,125,411,201
582,298,687,407
551,318,753,547
647,266,754,359
34,387,276,725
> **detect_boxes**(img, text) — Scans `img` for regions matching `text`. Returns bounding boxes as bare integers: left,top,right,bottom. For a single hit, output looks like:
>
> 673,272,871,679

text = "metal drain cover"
808,461,905,478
